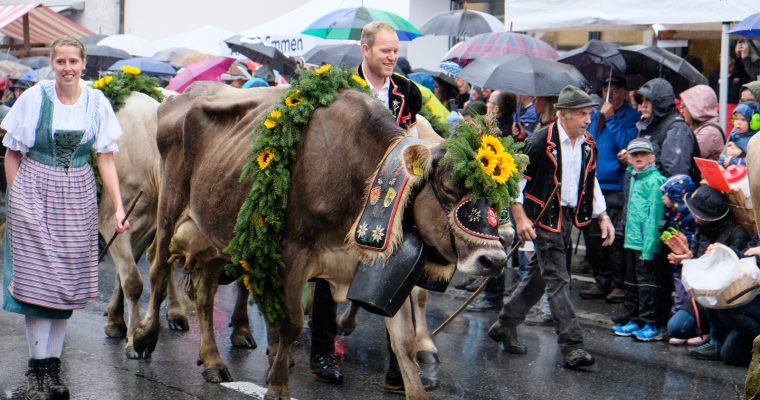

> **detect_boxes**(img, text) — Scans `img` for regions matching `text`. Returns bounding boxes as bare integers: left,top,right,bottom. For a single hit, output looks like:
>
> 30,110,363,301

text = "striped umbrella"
302,7,422,41
442,32,558,66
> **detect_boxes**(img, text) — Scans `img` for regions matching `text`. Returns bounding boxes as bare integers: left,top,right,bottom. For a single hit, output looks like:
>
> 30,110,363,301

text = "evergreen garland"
224,65,371,324
441,116,528,211
93,66,164,112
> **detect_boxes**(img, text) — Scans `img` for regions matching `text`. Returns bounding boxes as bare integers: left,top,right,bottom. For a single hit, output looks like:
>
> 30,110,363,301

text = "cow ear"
402,143,432,178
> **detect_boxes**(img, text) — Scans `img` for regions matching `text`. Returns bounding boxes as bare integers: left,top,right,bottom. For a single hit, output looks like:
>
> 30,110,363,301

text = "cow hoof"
167,314,189,331
125,344,146,360
132,327,158,359
231,332,257,349
104,322,127,338
202,366,234,383
417,351,440,365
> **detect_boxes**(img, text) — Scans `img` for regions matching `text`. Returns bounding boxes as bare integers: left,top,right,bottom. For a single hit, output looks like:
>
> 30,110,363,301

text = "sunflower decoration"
441,116,528,211
285,90,303,107
351,74,368,87
264,109,282,129
120,65,142,75
257,148,275,170
315,64,332,76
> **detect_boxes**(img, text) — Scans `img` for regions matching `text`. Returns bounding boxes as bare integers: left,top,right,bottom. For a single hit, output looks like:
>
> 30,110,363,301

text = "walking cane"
98,190,143,263
432,184,561,336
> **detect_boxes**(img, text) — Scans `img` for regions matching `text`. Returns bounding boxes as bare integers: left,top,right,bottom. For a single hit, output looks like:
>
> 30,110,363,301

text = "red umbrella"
166,56,235,93
442,32,558,66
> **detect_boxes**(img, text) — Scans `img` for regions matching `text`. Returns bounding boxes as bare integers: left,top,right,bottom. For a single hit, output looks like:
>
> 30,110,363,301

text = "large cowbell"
347,227,425,317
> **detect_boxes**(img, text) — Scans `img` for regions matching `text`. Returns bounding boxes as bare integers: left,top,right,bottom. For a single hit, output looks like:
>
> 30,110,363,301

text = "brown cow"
100,91,256,357
131,82,508,400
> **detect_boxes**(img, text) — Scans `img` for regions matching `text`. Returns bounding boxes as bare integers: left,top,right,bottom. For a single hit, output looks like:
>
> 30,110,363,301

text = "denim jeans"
667,309,699,339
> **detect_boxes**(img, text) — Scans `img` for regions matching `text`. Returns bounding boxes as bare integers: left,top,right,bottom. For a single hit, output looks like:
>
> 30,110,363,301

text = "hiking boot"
579,285,607,300
688,340,721,361
605,288,626,304
309,353,344,384
25,359,50,400
611,320,640,337
488,321,527,354
563,349,595,369
633,324,663,342
44,358,69,399
465,296,501,312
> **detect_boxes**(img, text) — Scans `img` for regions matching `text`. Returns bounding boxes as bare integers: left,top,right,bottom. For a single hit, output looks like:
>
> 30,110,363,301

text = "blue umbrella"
730,12,760,38
19,69,38,81
108,57,176,77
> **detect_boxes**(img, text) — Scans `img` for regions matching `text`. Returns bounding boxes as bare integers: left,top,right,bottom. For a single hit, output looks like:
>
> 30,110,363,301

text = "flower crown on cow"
93,65,164,112
441,117,528,211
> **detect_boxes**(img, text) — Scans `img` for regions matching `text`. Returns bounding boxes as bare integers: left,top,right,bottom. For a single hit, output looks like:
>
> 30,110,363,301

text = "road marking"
221,381,299,400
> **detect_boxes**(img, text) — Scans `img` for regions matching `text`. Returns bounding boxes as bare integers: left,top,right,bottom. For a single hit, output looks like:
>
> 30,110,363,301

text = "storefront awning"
0,3,92,45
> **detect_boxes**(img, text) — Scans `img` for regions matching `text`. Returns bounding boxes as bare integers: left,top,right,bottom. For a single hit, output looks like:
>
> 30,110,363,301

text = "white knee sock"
25,316,52,359
47,319,67,358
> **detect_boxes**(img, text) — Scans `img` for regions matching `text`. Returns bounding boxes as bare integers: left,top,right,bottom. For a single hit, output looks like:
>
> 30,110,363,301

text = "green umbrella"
302,7,422,41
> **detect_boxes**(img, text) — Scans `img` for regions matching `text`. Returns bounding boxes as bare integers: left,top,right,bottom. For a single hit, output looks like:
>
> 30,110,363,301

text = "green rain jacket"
624,164,666,260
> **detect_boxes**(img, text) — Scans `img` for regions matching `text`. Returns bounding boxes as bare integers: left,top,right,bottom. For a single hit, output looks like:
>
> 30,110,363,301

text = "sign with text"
694,157,731,193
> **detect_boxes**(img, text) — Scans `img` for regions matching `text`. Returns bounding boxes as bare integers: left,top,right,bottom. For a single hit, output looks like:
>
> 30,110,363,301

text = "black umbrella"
225,36,296,78
420,9,504,37
557,40,626,93
618,45,707,94
19,56,50,69
303,44,362,67
83,44,131,78
456,54,587,97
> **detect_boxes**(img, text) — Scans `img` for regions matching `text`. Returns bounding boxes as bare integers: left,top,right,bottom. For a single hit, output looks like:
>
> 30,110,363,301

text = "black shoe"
383,368,434,393
605,288,626,304
44,358,69,399
579,285,607,299
465,296,501,312
563,349,595,369
25,359,50,400
487,321,527,354
611,314,631,325
309,353,344,384
454,277,475,290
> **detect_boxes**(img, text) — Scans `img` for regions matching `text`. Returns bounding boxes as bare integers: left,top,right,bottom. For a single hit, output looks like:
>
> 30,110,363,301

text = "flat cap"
556,85,597,109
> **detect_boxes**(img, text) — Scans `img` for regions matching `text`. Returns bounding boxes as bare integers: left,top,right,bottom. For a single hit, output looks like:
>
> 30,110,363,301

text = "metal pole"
719,22,730,130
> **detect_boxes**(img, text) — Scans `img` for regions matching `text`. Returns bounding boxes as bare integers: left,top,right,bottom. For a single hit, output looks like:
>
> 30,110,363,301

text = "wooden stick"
726,282,760,304
432,184,561,336
98,190,143,263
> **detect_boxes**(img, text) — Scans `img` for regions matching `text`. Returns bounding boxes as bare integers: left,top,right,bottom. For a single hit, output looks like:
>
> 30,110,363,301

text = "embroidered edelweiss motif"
388,177,397,186
376,178,383,185
357,222,368,238
371,225,385,242
467,208,481,222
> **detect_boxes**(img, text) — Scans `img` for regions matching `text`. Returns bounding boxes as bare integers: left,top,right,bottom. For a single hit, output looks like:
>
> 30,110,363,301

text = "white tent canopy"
505,0,760,129
153,25,235,57
505,0,760,32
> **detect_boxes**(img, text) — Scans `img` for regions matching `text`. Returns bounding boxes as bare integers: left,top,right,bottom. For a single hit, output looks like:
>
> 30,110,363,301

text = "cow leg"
166,264,190,331
386,298,428,400
412,287,440,365
266,275,306,400
191,259,233,383
104,273,126,338
336,302,361,336
132,176,187,359
230,278,256,348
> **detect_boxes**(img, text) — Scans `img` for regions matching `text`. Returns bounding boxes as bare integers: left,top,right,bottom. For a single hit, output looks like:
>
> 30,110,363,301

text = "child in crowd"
612,138,667,341
719,103,759,167
659,175,706,345
664,185,752,360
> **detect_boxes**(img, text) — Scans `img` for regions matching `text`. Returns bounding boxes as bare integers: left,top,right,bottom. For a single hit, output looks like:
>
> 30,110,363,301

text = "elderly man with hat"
489,85,615,369
581,75,640,303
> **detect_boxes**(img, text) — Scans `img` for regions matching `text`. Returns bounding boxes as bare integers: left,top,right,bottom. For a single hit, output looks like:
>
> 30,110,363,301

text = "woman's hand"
115,208,130,234
744,246,760,257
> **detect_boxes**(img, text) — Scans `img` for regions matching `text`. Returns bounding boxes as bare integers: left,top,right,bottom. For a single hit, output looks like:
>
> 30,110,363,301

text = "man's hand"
617,149,628,166
599,213,615,246
511,204,536,242
744,246,760,257
600,101,615,119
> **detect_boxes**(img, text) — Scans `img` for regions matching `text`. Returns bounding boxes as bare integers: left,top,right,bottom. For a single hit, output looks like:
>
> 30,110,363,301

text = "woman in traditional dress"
2,36,129,400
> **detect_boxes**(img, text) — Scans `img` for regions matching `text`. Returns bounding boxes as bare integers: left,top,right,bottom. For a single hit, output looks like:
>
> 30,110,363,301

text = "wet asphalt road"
0,254,749,400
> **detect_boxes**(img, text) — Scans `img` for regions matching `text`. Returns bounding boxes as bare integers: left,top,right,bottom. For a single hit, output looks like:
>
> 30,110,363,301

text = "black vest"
522,123,597,232
356,63,422,130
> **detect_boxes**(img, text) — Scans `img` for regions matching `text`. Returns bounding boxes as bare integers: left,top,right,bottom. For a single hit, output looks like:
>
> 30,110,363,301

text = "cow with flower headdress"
129,67,525,400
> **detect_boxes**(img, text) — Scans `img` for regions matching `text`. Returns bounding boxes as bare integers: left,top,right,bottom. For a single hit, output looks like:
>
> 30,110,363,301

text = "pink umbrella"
166,56,235,93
